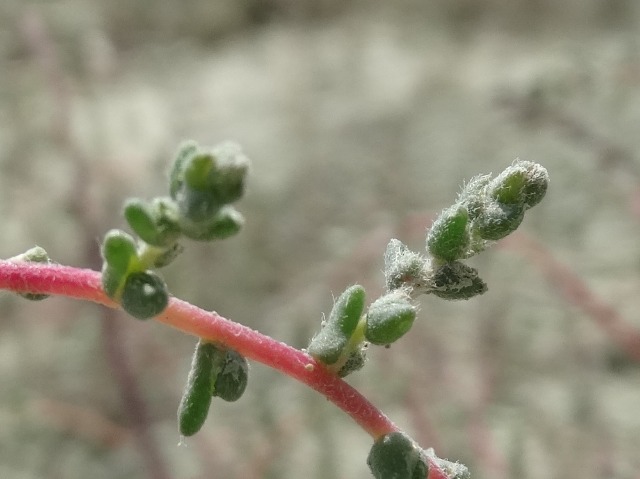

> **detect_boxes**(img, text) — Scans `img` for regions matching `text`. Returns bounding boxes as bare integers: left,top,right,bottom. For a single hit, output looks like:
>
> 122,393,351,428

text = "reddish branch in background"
501,233,640,362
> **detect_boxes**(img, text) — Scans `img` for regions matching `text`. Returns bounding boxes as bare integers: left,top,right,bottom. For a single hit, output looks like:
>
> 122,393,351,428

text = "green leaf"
101,229,138,274
364,291,416,346
178,188,220,224
207,142,250,204
179,206,244,241
213,349,249,402
100,230,138,299
472,200,524,241
307,322,348,366
383,239,428,293
178,341,218,437
169,141,198,200
490,159,549,209
428,261,487,300
367,432,428,479
331,285,366,337
184,153,216,191
120,271,169,320
124,198,181,248
123,199,161,245
427,205,470,262
307,285,366,366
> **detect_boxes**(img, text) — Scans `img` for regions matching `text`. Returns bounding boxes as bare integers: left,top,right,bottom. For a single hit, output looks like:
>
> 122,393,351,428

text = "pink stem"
0,261,450,478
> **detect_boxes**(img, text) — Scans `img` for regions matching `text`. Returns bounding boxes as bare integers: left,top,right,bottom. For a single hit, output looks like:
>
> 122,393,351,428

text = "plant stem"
0,260,450,477
0,262,391,431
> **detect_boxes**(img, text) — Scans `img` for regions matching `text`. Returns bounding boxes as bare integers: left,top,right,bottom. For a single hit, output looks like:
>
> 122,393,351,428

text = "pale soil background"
1,1,640,478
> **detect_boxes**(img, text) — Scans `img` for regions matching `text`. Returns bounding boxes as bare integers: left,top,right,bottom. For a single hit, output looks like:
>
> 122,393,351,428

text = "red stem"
0,260,449,477
501,234,640,362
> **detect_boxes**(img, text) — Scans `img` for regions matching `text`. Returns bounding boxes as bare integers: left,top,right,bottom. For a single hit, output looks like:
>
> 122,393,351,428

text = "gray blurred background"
1,1,640,478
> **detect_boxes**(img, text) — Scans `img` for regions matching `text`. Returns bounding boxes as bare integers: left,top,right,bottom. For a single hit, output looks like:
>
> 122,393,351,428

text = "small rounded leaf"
184,153,216,191
330,285,366,337
101,230,139,299
365,292,416,346
169,141,198,200
124,198,181,248
383,239,428,293
178,341,217,436
367,432,428,479
427,205,470,262
307,324,348,366
180,206,244,241
428,261,487,300
307,285,366,366
120,271,169,320
208,142,250,204
490,159,549,209
178,188,220,224
472,201,524,241
101,229,138,274
213,349,249,402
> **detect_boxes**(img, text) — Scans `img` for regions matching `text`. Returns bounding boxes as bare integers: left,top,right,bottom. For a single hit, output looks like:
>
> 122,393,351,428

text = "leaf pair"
307,285,417,377
427,159,549,262
101,230,168,319
178,341,249,437
168,142,248,241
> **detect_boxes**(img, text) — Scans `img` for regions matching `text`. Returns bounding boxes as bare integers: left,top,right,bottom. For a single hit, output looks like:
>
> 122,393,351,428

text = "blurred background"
1,1,640,478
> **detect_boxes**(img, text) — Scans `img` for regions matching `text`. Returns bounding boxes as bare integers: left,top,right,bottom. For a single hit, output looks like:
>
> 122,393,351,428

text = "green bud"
178,188,220,224
120,271,169,320
213,349,249,402
364,291,416,346
427,205,470,262
9,246,51,300
307,285,366,365
179,206,244,241
184,153,216,191
101,229,138,274
11,246,50,263
307,327,345,366
490,159,549,209
331,285,366,337
428,261,487,300
367,432,428,479
458,173,491,220
208,142,250,205
383,239,428,293
178,340,217,437
472,200,524,241
101,230,139,299
124,198,181,248
169,141,198,200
